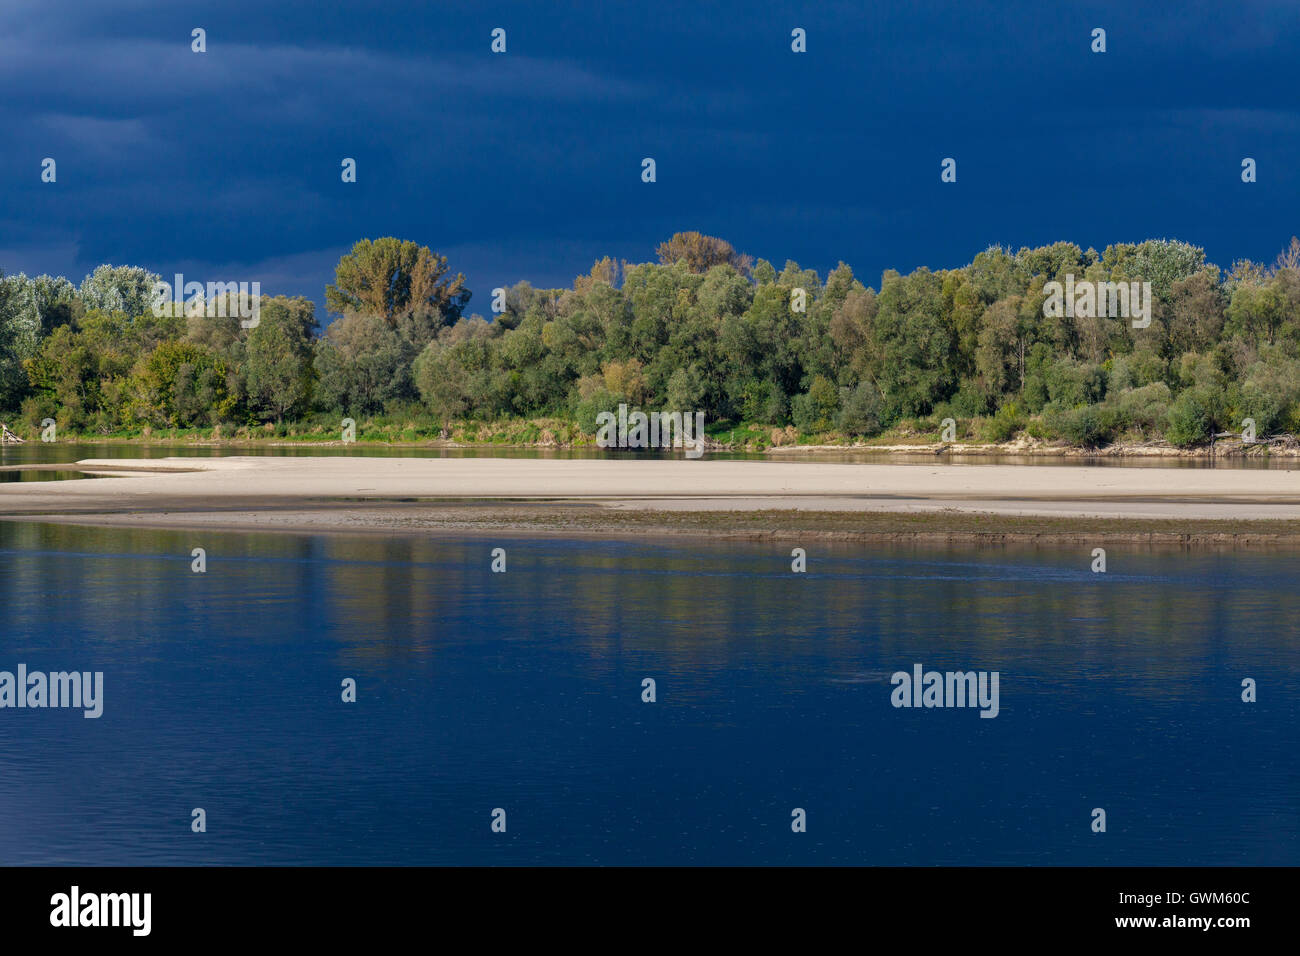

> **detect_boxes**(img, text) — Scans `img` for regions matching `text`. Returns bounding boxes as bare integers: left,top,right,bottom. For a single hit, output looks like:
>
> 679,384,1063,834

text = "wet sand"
3,456,1300,543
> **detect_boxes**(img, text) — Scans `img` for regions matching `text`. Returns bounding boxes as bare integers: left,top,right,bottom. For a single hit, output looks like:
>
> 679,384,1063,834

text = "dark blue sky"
2,0,1297,320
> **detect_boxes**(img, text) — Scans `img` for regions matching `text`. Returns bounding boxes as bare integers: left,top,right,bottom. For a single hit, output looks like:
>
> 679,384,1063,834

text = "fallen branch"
1211,431,1300,454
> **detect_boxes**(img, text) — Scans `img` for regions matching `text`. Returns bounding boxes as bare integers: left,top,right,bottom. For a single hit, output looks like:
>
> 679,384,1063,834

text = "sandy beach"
5,455,1300,541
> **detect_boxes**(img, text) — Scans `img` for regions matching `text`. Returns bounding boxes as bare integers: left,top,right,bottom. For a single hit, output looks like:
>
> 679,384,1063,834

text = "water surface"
3,440,1296,469
0,521,1295,865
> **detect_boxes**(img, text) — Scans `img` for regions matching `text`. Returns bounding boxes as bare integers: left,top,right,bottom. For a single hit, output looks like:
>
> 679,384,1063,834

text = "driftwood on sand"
1211,431,1300,455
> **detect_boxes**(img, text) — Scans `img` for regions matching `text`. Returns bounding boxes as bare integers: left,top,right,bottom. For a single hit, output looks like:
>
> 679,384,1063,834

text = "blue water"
0,521,1296,865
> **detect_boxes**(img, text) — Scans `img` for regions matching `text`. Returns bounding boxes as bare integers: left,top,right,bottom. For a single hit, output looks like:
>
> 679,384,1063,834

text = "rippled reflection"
0,521,1295,864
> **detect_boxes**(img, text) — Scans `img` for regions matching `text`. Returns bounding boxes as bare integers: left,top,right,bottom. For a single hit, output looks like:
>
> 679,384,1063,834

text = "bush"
20,393,58,431
1239,381,1286,436
1240,357,1300,436
836,383,884,437
1044,360,1107,407
982,401,1025,442
792,375,840,433
1110,382,1171,433
1176,353,1226,390
1166,385,1225,446
941,381,990,418
739,378,788,425
1043,402,1117,447
1020,374,1049,413
1107,356,1136,393
1133,349,1168,387
571,385,624,435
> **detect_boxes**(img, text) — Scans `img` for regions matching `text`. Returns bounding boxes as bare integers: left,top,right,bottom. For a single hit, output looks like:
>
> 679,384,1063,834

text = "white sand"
3,456,1300,525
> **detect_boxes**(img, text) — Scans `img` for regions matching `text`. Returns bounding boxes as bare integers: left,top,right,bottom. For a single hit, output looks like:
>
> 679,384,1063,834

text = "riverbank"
3,431,1296,461
13,502,1300,547
5,456,1300,543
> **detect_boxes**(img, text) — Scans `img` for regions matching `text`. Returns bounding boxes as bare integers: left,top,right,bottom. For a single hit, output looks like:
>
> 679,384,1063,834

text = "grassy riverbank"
3,414,1296,460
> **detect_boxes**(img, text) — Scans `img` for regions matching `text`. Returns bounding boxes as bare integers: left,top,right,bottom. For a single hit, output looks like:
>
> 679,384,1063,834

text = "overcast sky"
2,0,1297,320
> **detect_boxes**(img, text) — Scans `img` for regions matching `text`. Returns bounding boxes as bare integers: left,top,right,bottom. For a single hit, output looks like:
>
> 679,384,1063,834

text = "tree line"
3,231,1300,448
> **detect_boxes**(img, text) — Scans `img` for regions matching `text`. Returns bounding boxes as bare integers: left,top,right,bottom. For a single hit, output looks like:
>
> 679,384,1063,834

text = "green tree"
125,341,232,427
313,312,413,415
871,268,957,419
78,264,162,318
326,238,469,343
413,318,501,425
247,317,310,424
837,382,883,436
656,232,752,276
0,273,39,411
1226,279,1284,348
22,325,101,428
1166,385,1227,446
792,375,840,432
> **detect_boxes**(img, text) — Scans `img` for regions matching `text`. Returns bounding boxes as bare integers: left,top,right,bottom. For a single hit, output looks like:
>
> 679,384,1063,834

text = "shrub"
837,383,884,437
739,378,788,425
571,385,624,435
1044,360,1107,407
1110,382,1172,433
1043,402,1117,447
20,393,58,431
1166,385,1225,446
982,401,1026,442
1240,357,1300,436
941,381,990,418
792,375,840,433
1020,374,1049,413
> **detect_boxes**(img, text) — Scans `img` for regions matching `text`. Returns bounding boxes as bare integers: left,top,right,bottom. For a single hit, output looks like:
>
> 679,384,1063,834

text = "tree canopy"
7,234,1300,451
